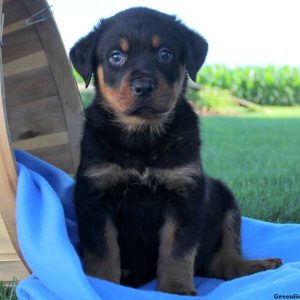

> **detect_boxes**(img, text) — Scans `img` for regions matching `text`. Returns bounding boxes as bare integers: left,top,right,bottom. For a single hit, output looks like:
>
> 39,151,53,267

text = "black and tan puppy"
70,7,282,295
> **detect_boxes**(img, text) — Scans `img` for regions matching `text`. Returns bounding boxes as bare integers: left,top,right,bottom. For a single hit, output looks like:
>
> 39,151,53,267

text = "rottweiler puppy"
70,7,282,295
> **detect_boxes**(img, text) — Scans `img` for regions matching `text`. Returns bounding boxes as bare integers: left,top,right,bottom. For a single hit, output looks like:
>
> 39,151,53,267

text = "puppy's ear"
181,25,208,82
69,29,97,88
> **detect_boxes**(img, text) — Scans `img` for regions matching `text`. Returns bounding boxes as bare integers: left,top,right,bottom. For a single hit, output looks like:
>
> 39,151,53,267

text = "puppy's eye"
158,48,173,63
109,51,127,66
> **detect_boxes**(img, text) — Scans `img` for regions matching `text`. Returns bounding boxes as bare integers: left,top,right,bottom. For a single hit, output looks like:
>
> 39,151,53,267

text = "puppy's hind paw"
250,257,283,271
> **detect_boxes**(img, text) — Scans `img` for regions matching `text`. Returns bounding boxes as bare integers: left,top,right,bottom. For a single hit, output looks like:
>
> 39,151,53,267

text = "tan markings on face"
83,220,121,283
120,38,130,52
114,68,186,134
157,218,197,295
114,113,170,135
98,65,185,134
97,66,134,113
85,161,201,193
152,35,161,48
151,67,185,113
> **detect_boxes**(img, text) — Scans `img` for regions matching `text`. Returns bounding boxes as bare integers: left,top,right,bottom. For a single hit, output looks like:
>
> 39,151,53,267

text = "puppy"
70,7,282,295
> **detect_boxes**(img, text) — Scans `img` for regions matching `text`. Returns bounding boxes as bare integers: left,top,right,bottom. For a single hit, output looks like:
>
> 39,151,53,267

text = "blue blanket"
14,150,300,300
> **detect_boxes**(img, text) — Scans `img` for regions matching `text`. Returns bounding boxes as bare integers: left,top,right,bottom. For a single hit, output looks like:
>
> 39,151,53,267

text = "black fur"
71,7,239,288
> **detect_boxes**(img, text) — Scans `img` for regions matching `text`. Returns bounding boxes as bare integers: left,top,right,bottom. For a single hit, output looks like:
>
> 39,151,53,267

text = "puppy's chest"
85,158,201,194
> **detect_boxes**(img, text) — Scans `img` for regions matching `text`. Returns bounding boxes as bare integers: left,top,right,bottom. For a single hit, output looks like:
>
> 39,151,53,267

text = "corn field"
197,65,300,106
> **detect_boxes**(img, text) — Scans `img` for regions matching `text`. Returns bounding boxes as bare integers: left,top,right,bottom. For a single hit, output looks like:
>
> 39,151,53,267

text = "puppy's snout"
131,78,156,97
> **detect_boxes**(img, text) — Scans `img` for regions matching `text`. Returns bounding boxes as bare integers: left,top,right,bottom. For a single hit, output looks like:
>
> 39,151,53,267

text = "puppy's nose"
131,79,155,97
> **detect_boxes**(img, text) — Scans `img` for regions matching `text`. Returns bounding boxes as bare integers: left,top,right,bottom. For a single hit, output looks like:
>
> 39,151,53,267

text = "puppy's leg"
157,218,197,296
206,208,282,280
83,219,121,283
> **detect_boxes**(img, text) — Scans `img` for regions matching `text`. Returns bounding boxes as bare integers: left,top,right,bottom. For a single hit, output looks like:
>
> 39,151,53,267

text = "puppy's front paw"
83,251,121,284
157,284,198,296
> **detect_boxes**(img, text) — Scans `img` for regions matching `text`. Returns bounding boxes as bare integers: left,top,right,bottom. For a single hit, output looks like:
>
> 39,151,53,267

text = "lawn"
201,107,300,223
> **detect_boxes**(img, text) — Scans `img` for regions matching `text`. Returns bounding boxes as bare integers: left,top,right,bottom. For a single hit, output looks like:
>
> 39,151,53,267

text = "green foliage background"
197,65,300,106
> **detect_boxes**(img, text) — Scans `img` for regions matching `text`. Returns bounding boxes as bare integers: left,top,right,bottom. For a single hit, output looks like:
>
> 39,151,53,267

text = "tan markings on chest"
85,162,201,192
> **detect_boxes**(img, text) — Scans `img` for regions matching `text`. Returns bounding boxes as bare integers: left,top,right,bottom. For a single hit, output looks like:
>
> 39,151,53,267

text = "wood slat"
0,260,28,281
0,4,28,271
8,96,67,142
3,50,48,76
0,239,15,254
0,218,16,254
2,0,29,26
29,143,74,173
5,66,58,107
0,253,19,261
2,25,43,64
13,131,69,150
23,0,83,172
3,18,27,35
0,217,11,240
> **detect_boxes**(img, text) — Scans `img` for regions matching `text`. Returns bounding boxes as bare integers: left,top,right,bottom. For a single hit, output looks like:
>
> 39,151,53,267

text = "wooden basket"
0,0,83,280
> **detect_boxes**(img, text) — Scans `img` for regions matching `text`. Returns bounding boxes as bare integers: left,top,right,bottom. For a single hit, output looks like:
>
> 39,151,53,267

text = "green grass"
0,280,17,300
201,108,300,223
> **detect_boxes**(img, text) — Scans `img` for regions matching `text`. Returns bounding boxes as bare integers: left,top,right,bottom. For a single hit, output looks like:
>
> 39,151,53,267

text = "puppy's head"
70,7,208,131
